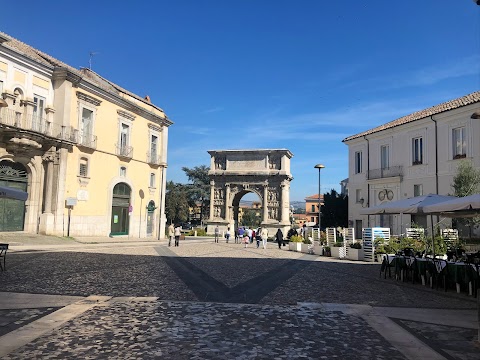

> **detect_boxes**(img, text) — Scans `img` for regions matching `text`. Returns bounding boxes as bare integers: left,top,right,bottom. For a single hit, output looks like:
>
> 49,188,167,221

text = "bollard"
194,230,197,237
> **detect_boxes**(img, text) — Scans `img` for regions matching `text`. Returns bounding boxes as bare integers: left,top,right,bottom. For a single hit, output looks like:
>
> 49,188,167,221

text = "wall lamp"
471,111,480,119
359,198,369,208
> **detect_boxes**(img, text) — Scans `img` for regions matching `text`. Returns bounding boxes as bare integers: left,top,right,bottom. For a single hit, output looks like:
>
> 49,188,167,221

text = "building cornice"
117,109,136,121
76,91,102,106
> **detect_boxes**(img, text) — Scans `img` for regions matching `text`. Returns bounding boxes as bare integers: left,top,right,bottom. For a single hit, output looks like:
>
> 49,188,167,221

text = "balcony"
115,143,133,159
78,134,97,150
368,165,403,180
146,152,162,166
0,108,78,143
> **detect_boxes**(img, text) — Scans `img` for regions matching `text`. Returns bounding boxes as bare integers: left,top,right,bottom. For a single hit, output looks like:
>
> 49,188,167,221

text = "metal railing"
146,152,162,165
0,108,78,143
78,134,97,149
115,143,133,158
368,165,403,180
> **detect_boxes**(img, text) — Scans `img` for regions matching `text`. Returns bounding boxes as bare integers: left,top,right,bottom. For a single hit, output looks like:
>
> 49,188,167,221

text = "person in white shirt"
174,224,182,247
261,227,269,249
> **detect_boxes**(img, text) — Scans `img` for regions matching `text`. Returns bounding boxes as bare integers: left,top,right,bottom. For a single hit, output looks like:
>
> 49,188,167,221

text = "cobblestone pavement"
0,237,478,359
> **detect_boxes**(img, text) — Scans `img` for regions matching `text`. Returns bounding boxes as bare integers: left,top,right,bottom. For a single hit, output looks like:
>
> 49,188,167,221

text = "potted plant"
324,246,331,256
289,235,303,252
347,242,364,261
331,242,345,258
301,237,312,253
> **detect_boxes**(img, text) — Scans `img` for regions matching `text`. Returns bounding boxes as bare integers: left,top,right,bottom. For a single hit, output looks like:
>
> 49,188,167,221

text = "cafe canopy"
359,194,456,215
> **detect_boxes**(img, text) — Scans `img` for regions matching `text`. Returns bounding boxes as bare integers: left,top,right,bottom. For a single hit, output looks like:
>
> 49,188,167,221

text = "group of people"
214,225,285,249
169,223,286,249
167,223,182,247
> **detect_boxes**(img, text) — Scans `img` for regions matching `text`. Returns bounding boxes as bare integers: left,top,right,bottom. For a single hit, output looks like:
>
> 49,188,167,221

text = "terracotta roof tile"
343,91,480,142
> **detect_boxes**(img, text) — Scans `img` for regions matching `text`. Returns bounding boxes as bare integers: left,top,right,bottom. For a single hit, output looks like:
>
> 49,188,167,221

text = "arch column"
209,180,215,220
280,180,290,224
262,183,268,222
225,183,230,221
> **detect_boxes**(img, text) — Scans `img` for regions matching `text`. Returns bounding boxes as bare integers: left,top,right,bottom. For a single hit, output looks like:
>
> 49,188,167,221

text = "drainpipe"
364,135,370,227
430,116,439,240
430,116,439,194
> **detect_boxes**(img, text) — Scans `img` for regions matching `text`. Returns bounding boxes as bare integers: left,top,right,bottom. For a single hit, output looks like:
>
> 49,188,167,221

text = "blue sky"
2,1,479,201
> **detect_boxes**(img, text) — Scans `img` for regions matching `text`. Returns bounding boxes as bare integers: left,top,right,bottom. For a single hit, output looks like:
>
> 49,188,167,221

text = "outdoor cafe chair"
432,259,448,292
0,243,8,271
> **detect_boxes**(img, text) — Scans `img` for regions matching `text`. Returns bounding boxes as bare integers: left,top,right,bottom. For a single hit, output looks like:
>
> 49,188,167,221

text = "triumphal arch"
206,149,293,235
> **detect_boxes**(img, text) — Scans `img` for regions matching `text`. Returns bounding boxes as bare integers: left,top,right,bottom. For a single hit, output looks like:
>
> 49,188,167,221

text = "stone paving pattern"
0,238,478,359
0,307,59,337
3,300,405,360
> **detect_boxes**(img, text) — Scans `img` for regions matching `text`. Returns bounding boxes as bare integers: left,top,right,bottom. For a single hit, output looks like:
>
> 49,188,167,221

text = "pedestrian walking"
226,227,231,243
275,229,284,249
247,227,253,243
234,228,239,243
255,228,261,248
168,223,174,247
238,227,245,244
214,225,220,243
243,234,249,248
261,227,269,249
174,224,182,247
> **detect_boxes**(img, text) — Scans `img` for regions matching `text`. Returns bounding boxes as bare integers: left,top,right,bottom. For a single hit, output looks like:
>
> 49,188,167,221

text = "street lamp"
314,164,325,236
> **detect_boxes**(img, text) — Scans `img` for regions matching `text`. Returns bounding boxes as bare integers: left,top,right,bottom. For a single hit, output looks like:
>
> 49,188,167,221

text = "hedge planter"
301,243,311,253
347,248,364,261
313,245,324,255
331,247,345,258
289,242,302,252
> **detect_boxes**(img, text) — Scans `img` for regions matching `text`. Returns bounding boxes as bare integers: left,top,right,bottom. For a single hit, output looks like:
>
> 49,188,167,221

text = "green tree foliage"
182,165,210,222
452,161,480,197
241,209,261,228
451,161,480,236
165,181,190,224
321,189,348,228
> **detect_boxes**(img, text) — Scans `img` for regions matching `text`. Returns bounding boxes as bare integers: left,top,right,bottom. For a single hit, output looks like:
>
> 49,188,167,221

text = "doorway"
0,161,27,231
111,182,131,235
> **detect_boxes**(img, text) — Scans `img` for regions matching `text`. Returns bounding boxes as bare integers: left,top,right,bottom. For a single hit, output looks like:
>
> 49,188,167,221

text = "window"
150,135,158,162
355,189,362,203
311,217,315,222
355,151,362,174
311,204,315,212
79,157,88,177
33,95,45,122
81,108,93,145
0,80,3,94
120,123,130,149
380,145,389,169
412,137,423,165
414,184,423,197
120,166,127,177
149,173,156,188
452,127,466,159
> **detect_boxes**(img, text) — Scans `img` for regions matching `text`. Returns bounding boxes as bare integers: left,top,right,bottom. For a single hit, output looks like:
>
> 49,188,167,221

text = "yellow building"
0,32,172,238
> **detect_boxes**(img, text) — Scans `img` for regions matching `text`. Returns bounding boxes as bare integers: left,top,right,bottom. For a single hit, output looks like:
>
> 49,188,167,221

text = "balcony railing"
0,108,78,143
146,152,162,165
78,134,97,150
115,143,133,159
368,165,403,180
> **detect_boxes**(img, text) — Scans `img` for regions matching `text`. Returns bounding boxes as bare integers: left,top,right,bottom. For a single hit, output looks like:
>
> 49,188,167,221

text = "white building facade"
343,91,480,238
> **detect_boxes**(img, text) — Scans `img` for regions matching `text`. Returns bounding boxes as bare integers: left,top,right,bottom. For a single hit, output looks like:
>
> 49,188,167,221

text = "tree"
452,161,480,197
451,161,480,238
165,181,190,224
321,189,348,229
241,208,261,228
182,165,210,224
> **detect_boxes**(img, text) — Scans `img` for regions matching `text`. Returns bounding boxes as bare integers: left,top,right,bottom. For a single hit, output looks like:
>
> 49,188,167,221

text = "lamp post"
314,164,325,239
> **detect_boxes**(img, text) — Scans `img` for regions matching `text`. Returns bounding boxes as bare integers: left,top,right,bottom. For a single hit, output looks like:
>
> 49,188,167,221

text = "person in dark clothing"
275,229,284,249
